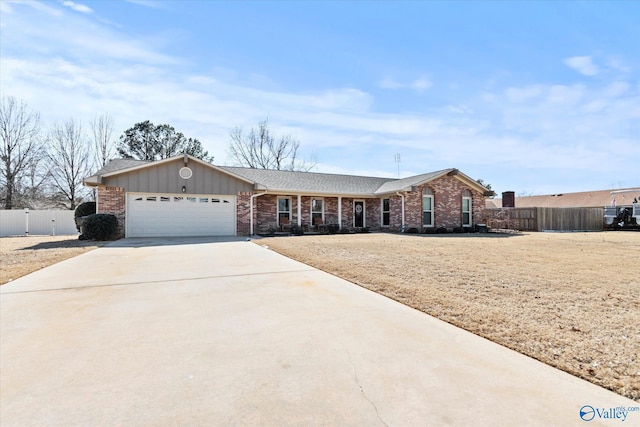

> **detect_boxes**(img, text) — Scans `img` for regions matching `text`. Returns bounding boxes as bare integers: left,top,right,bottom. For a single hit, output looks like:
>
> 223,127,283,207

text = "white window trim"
381,198,390,227
277,197,292,226
462,196,472,227
422,195,434,227
311,197,325,225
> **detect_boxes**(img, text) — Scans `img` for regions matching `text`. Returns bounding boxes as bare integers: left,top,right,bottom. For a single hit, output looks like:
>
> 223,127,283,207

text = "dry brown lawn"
258,232,640,401
0,235,107,285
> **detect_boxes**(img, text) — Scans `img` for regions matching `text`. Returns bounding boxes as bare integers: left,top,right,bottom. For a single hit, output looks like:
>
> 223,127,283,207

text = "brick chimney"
502,191,515,208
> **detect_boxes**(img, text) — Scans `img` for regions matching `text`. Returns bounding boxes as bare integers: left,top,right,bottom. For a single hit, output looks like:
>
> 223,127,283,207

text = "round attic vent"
179,167,193,179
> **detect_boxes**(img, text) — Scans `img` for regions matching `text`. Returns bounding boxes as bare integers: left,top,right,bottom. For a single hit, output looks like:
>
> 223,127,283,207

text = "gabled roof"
83,154,493,197
83,155,255,186
83,159,150,185
218,166,390,195
374,169,452,194
97,158,150,175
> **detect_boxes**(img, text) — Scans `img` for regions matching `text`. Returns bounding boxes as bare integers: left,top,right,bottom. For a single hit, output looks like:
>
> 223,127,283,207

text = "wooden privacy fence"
483,207,604,231
0,209,77,236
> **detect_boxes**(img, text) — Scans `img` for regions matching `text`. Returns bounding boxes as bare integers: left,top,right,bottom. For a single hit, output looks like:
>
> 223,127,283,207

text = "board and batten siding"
102,158,254,195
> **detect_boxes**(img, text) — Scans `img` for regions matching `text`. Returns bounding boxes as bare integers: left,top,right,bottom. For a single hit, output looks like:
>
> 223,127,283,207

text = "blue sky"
1,0,638,195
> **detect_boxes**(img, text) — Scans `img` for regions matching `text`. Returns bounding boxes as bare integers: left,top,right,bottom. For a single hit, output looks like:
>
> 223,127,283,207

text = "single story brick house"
83,154,493,238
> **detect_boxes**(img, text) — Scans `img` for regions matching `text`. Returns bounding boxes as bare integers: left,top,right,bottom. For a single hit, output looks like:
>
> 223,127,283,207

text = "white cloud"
124,0,165,8
547,84,585,105
602,81,629,98
563,56,599,76
505,85,543,103
446,104,472,114
411,76,432,91
2,2,178,65
1,2,638,194
62,1,93,14
0,1,13,14
378,77,403,89
378,75,432,92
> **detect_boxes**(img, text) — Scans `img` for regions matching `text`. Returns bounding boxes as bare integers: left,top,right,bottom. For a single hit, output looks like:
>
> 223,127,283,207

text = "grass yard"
257,232,640,401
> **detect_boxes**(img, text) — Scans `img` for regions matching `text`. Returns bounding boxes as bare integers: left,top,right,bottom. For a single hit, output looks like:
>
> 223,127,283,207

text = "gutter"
396,191,405,230
250,191,268,235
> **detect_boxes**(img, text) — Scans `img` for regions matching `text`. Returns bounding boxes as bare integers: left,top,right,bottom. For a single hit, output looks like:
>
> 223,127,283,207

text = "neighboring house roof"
488,188,640,208
485,199,501,208
84,154,493,196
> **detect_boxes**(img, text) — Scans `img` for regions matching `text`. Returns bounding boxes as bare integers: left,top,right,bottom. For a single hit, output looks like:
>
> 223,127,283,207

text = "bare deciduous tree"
47,119,93,210
91,114,116,169
0,96,42,209
12,151,52,209
228,119,315,171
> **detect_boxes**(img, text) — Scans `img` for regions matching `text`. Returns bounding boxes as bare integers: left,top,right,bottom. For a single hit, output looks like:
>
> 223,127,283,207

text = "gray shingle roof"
219,166,393,195
374,169,453,194
95,159,150,175
84,155,490,196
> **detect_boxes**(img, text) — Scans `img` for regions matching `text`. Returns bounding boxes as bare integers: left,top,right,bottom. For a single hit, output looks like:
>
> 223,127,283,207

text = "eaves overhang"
251,188,379,198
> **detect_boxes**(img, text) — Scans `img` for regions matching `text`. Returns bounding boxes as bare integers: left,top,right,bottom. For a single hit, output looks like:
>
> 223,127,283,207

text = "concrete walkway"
1,237,637,426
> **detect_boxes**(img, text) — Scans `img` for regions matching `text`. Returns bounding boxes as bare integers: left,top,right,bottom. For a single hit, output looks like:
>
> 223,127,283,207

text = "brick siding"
97,186,126,238
236,192,252,235
403,175,486,230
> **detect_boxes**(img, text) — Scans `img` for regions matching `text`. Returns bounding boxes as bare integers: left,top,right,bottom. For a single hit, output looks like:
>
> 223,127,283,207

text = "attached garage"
82,156,256,238
126,193,236,237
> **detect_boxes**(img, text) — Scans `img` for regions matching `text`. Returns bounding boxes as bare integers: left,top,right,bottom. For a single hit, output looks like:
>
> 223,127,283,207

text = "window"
423,189,434,227
311,198,324,226
382,198,390,226
462,190,472,227
160,196,169,202
278,197,291,226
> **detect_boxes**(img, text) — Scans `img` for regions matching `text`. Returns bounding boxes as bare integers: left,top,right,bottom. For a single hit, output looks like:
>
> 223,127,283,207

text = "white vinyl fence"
0,209,77,236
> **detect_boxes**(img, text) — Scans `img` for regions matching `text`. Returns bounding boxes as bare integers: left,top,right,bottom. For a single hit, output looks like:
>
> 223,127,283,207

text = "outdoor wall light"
182,186,186,193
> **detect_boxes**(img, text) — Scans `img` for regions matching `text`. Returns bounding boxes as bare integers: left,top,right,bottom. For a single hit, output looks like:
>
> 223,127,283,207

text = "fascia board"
262,189,380,198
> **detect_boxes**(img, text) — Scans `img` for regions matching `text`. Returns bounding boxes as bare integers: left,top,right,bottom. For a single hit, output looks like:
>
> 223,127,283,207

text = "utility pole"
394,153,401,178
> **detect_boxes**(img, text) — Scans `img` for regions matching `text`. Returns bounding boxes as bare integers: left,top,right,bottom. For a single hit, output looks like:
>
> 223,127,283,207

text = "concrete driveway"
1,237,636,426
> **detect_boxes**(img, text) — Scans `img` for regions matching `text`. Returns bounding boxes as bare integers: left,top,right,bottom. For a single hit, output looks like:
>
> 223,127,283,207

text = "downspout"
297,195,302,226
338,196,342,229
250,191,267,235
396,192,405,232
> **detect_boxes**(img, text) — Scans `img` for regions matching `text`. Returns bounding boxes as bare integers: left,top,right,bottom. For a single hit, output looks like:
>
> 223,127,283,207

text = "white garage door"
127,193,236,237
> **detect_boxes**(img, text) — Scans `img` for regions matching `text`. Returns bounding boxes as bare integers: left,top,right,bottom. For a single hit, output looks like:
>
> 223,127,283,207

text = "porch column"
297,194,302,226
338,196,342,229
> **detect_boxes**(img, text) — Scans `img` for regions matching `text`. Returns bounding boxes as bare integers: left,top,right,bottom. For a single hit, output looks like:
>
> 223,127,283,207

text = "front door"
354,200,365,228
